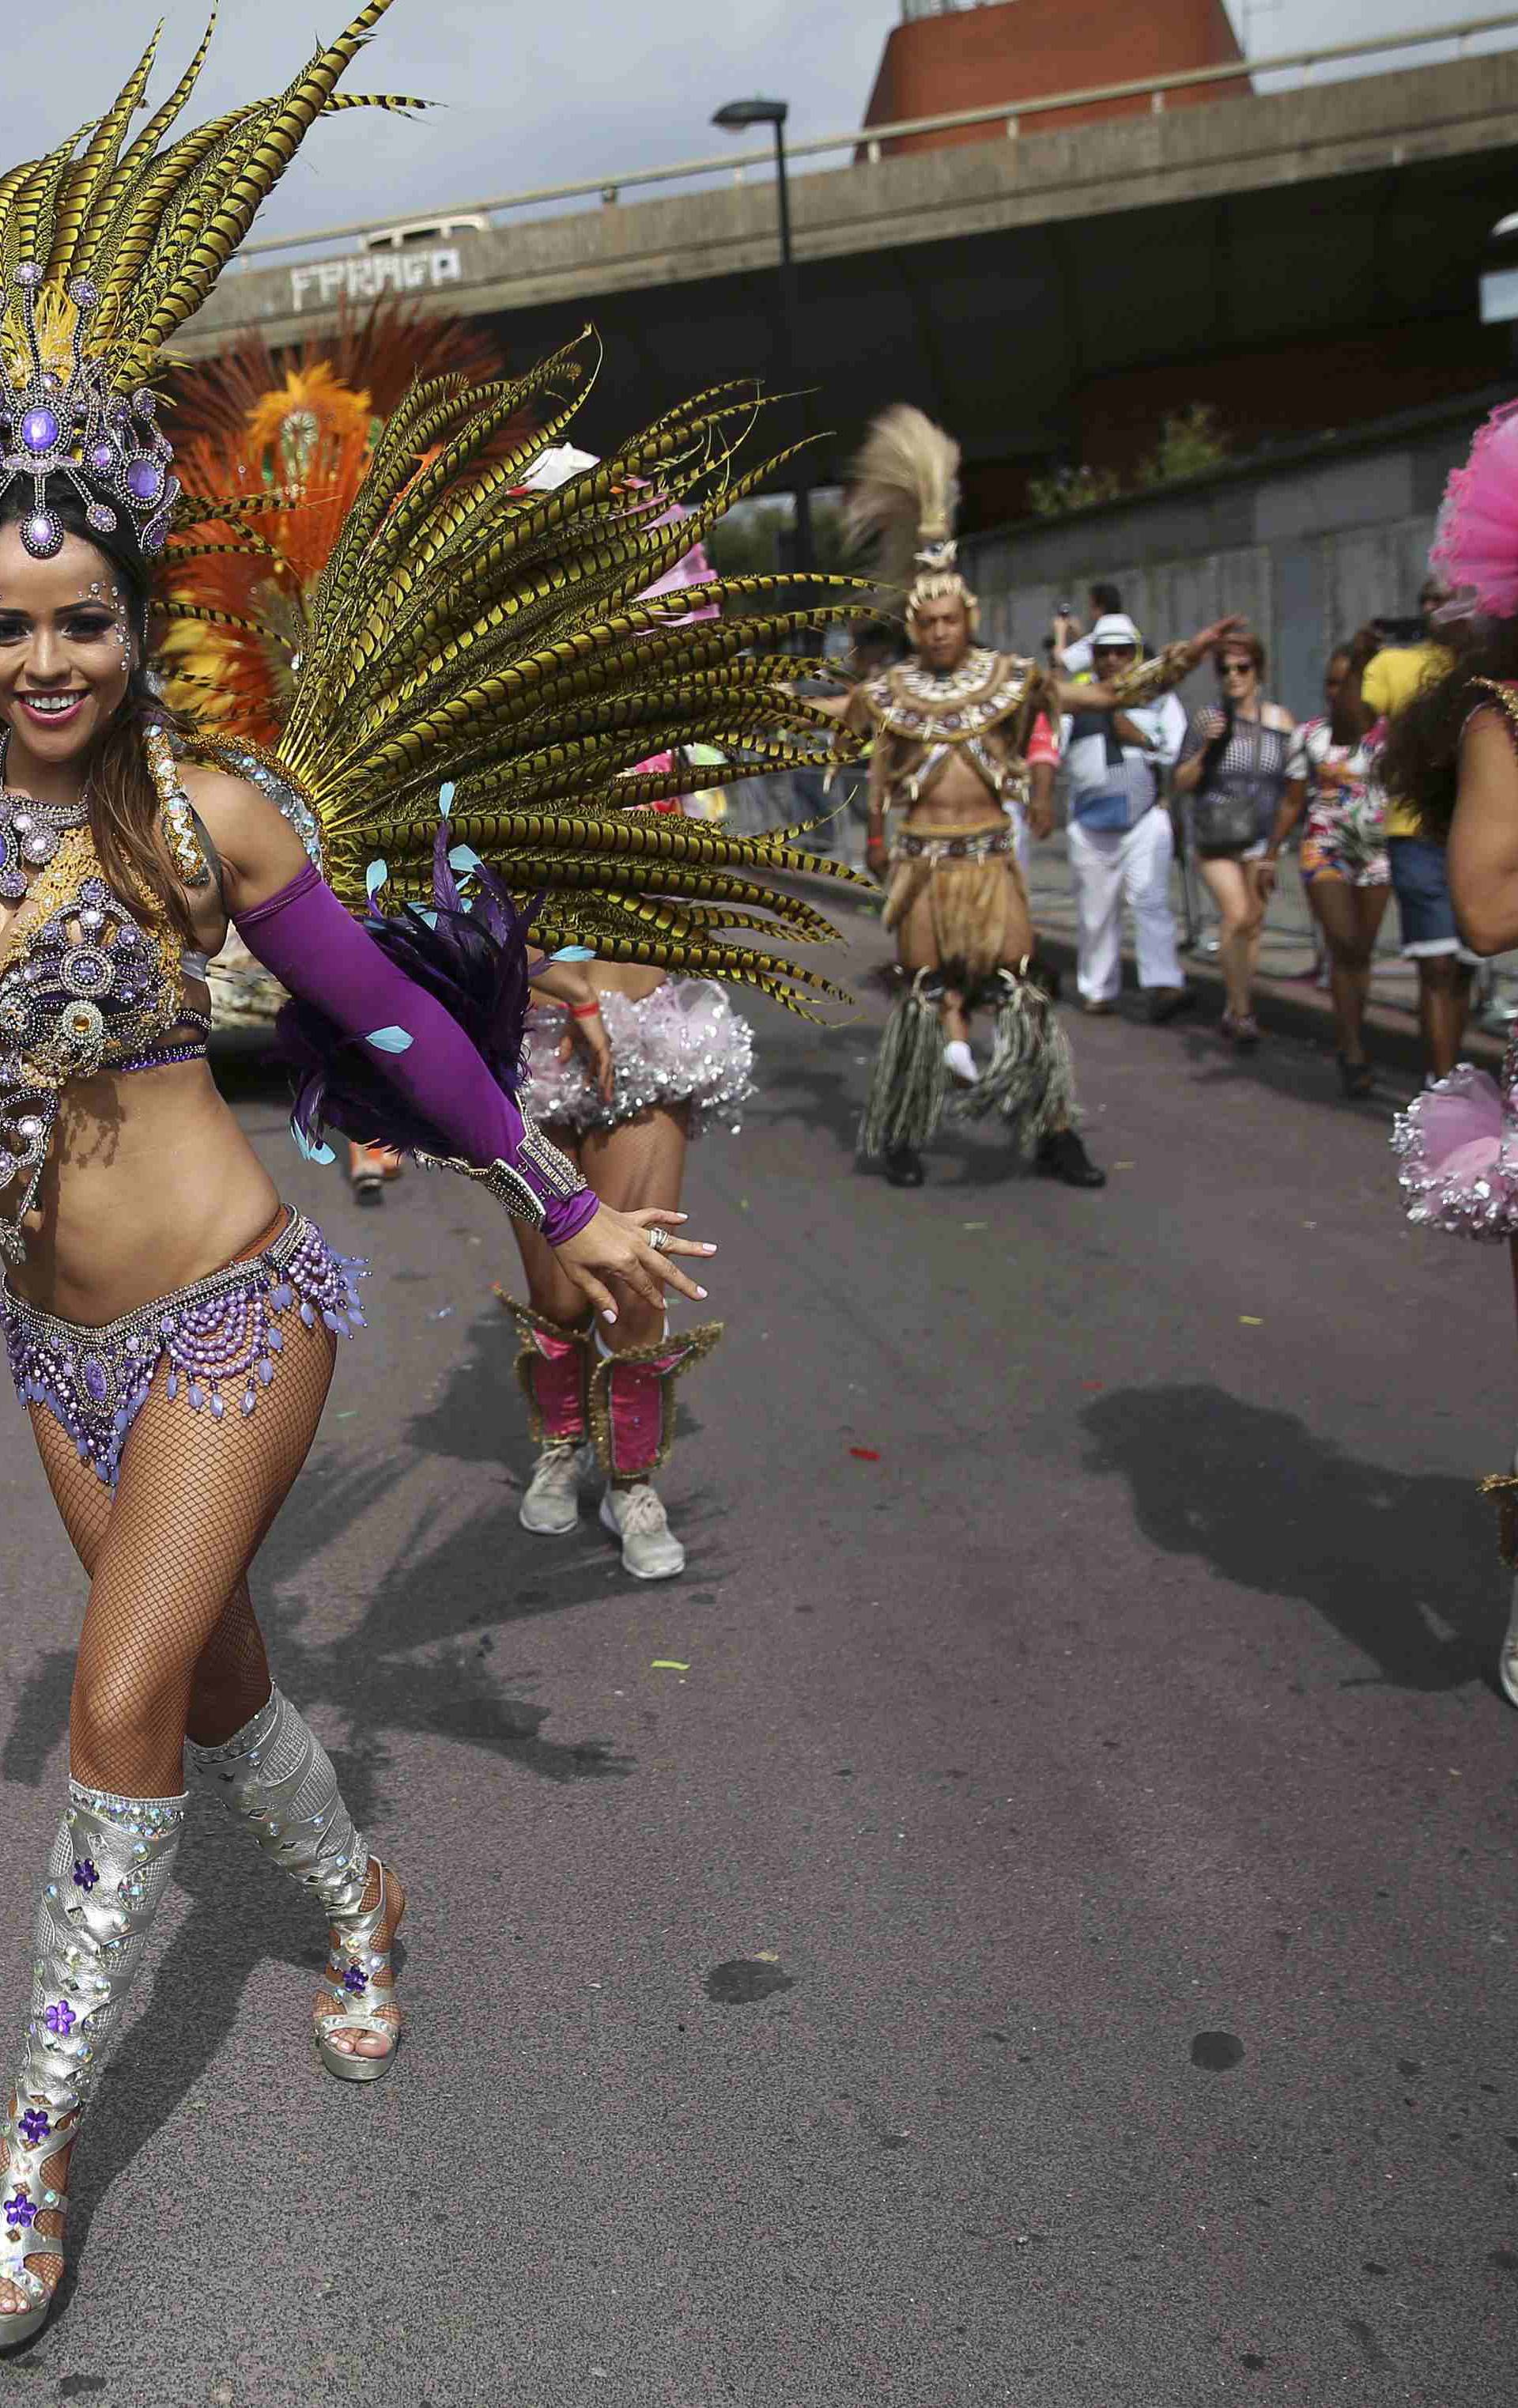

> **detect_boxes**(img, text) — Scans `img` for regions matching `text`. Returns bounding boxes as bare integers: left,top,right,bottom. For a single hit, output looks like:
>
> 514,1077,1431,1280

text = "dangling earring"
143,721,210,889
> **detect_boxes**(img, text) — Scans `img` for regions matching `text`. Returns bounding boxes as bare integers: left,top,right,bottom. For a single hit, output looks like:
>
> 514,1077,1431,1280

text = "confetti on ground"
1113,1160,1135,1170
430,1306,455,1319
334,1409,357,1419
849,1447,882,1461
651,1659,690,1672
1081,1381,1104,1391
1240,1315,1263,1326
961,1220,987,1230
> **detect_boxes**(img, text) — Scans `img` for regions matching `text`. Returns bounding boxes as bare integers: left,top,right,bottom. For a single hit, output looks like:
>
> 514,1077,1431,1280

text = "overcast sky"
10,0,1510,247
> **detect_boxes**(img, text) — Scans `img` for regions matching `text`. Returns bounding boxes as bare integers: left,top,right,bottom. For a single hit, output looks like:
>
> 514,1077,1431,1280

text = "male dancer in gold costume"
838,408,1235,1187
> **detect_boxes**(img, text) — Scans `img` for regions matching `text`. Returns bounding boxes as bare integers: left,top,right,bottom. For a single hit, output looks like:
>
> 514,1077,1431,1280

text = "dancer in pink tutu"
1381,395,1518,1699
497,468,750,1581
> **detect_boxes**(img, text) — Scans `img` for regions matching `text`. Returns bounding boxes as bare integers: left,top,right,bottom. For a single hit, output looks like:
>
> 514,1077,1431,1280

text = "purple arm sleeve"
234,864,598,1246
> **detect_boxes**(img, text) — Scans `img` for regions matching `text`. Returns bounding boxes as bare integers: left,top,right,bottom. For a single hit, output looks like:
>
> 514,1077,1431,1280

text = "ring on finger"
647,1224,670,1253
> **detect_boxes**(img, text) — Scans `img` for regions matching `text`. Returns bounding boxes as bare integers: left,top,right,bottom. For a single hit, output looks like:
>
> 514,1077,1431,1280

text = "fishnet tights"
514,1100,690,1353
28,1309,336,1797
0,1311,341,2317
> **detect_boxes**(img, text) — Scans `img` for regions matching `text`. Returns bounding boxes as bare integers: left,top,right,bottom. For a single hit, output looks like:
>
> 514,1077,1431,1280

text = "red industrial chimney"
862,0,1251,153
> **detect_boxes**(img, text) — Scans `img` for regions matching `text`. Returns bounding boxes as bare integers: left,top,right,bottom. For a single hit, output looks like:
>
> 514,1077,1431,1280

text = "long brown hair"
0,484,199,945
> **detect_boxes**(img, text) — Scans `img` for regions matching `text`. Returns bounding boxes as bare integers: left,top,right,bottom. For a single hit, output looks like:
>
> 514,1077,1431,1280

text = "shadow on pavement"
1081,1382,1495,1691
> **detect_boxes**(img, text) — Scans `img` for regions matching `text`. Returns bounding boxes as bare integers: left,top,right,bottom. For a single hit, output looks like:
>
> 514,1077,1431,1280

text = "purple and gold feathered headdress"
0,6,423,561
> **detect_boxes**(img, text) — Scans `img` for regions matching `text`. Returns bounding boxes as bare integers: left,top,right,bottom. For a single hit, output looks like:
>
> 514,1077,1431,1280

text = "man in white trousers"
1061,615,1191,1023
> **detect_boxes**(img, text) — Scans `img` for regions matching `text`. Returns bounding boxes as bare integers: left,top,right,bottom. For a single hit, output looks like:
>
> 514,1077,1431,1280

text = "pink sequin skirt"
522,978,753,1138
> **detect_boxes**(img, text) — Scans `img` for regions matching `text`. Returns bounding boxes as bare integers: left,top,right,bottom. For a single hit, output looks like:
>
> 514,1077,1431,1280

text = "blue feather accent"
437,781,455,816
365,858,389,898
551,945,596,962
364,1025,414,1053
290,1117,335,1165
447,843,485,881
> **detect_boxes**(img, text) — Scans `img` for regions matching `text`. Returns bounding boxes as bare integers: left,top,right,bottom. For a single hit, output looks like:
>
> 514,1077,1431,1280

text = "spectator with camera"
1060,614,1191,1022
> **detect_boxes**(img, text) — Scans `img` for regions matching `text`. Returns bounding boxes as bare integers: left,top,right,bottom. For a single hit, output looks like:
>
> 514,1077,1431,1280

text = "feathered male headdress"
843,403,977,627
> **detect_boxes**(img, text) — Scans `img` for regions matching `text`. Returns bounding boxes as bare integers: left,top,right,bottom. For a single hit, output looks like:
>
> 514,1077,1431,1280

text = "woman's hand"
552,1204,716,1324
1184,615,1247,663
1252,855,1278,901
557,1002,614,1102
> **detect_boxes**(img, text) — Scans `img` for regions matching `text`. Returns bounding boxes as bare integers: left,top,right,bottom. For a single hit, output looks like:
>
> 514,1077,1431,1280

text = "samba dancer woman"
0,8,854,2338
499,471,752,1578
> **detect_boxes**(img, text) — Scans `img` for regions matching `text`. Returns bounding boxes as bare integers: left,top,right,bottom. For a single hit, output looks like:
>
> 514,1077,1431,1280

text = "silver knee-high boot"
185,1688,398,2081
1,1782,187,2345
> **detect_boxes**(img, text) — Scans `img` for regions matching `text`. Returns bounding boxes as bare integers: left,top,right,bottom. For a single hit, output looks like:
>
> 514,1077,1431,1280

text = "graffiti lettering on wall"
289,249,463,312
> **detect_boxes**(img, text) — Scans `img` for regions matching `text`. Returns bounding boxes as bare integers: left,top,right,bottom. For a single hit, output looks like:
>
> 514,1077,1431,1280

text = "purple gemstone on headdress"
69,277,98,309
88,441,115,474
13,263,42,288
21,408,59,456
142,515,168,557
22,512,63,561
81,1359,108,1404
132,389,157,418
125,459,163,505
85,503,117,535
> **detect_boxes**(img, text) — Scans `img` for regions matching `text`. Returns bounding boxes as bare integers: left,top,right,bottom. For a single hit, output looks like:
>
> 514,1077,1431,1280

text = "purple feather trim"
276,826,541,1154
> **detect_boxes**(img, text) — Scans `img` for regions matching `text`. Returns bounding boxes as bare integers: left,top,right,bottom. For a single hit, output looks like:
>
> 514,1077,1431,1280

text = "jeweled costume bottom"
2,1208,364,1486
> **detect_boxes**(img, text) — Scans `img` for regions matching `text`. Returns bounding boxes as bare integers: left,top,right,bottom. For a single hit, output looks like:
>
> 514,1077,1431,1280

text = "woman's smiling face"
0,524,134,781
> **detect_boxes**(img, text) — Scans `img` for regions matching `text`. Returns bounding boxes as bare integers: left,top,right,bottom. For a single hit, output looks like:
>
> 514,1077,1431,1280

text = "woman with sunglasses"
1172,632,1294,1047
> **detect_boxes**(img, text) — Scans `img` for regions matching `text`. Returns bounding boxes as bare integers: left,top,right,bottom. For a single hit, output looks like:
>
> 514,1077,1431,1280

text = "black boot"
1035,1127,1106,1189
884,1144,925,1188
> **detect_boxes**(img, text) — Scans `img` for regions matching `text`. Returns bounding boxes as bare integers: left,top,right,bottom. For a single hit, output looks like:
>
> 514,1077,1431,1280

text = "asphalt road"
0,907,1515,2407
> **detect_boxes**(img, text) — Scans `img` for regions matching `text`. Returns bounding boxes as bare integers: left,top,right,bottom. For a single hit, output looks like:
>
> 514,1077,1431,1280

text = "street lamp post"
712,96,814,577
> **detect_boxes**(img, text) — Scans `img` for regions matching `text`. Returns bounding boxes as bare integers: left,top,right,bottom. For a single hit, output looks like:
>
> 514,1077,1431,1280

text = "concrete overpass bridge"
179,43,1518,521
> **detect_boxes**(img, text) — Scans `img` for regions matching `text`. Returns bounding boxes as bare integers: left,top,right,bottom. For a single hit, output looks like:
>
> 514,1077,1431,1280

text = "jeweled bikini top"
0,773,196,1264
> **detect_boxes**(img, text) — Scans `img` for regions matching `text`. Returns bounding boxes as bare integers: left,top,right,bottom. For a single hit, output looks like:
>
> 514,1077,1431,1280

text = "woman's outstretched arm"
185,768,710,1323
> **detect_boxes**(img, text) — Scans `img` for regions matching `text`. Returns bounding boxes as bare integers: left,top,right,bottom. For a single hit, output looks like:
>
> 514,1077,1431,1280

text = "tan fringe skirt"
883,828,1027,991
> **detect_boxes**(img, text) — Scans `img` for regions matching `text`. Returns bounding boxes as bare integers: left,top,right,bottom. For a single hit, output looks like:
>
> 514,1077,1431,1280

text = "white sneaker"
943,1038,979,1085
519,1442,585,1534
599,1483,685,1579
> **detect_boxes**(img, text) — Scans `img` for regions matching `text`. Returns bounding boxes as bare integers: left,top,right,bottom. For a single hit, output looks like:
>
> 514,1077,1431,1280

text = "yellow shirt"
1364,643,1454,837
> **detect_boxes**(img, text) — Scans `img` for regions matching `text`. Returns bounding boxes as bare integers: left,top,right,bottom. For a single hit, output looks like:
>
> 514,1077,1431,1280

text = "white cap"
1090,613,1142,650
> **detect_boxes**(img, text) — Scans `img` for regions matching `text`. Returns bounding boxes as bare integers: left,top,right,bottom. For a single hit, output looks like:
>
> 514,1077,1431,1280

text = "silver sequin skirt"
522,978,754,1138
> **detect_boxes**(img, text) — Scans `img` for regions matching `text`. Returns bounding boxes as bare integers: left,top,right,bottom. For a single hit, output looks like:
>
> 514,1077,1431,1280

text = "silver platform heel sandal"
315,1863,403,2083
0,1782,186,2347
186,1687,402,2080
